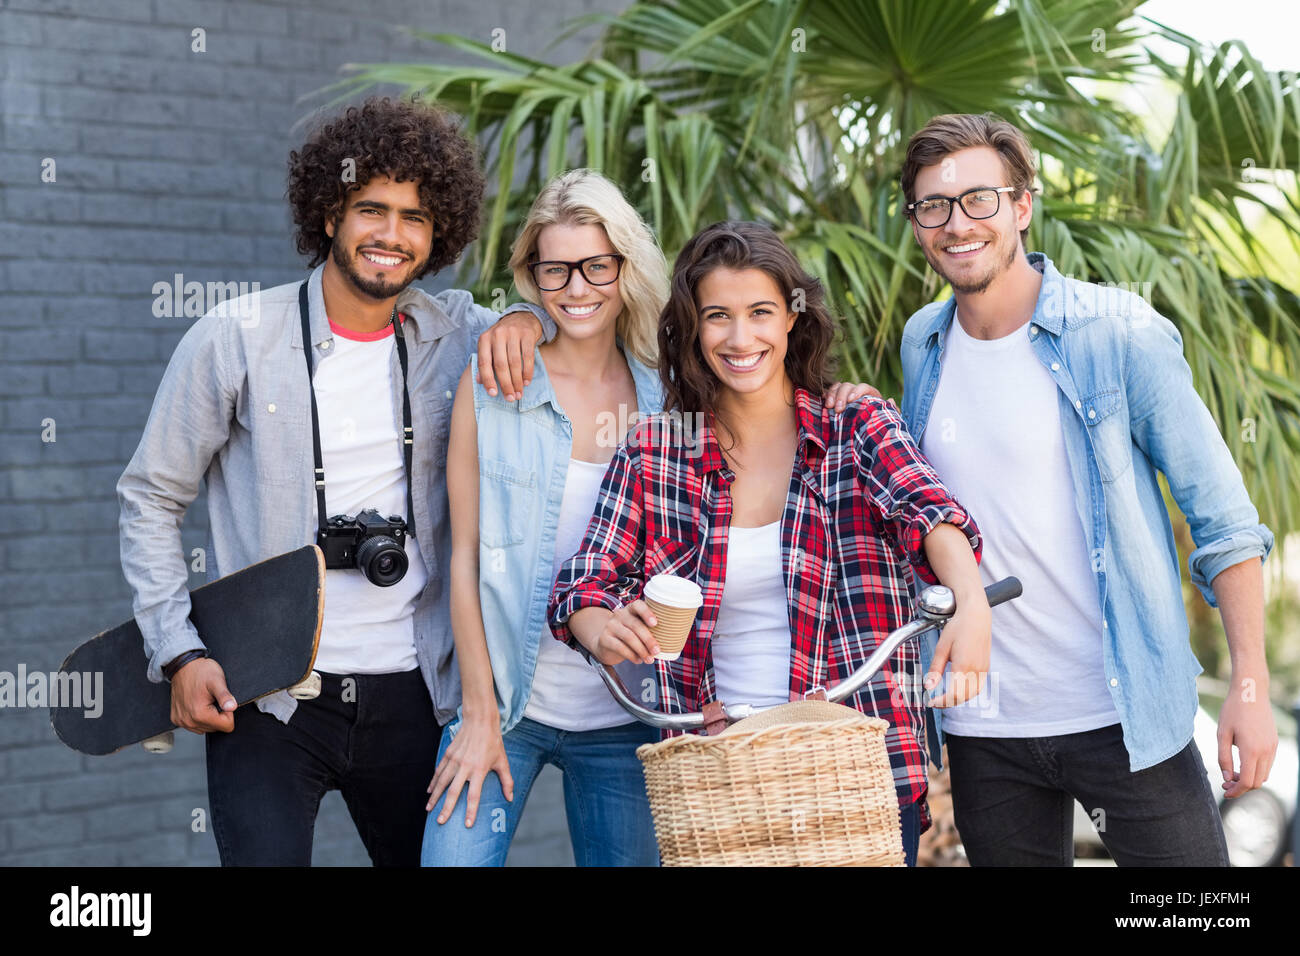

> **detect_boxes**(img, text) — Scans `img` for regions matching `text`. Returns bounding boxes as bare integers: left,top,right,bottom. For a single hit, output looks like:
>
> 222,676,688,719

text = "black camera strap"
297,280,416,539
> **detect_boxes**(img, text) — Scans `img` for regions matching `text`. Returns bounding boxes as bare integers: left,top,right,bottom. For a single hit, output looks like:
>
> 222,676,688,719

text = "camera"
318,508,410,587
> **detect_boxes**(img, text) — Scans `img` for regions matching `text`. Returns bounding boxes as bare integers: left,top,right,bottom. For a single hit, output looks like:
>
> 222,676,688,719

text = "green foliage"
328,0,1300,552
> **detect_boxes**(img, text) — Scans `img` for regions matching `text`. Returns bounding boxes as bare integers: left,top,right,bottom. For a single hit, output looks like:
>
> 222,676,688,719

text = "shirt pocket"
1081,387,1132,482
645,536,696,579
252,395,305,485
479,458,538,548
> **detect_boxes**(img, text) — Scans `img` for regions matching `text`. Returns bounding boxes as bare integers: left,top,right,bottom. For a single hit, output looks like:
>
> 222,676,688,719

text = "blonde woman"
421,169,667,865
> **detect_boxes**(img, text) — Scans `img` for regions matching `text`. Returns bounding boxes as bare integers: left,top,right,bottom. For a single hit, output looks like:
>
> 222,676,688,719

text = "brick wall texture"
0,0,622,866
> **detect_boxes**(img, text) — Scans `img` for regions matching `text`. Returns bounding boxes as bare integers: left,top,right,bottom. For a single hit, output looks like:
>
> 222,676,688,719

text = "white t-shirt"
523,457,636,731
710,522,791,708
919,314,1119,736
308,317,427,675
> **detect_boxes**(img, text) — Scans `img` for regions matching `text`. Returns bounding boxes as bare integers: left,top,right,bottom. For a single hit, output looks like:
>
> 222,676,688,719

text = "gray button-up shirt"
117,263,552,723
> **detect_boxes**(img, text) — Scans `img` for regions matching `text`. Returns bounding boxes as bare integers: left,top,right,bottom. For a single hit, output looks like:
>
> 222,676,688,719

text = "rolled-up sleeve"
548,441,647,646
1189,528,1273,600
1127,310,1274,605
853,399,982,584
117,312,237,682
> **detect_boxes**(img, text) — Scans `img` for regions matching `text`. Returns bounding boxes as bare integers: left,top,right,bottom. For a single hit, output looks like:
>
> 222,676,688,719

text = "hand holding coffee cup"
585,600,663,666
570,574,703,665
642,574,703,661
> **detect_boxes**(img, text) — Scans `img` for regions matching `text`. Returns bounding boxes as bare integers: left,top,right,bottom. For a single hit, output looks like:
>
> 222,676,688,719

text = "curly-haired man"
117,97,556,866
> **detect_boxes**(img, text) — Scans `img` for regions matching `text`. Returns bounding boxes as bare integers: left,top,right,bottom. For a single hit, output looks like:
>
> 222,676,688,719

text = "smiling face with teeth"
909,146,1033,296
324,175,433,301
696,266,797,402
533,222,625,345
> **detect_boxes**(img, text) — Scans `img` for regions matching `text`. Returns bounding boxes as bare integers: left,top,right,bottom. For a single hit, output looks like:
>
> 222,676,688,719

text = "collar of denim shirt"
291,262,467,353
914,251,1072,348
513,337,664,420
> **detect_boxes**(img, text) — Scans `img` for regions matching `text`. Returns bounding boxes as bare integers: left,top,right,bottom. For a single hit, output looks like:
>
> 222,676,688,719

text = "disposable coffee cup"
643,574,703,661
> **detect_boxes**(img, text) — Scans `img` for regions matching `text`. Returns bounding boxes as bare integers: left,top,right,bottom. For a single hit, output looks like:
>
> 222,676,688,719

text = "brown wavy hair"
659,221,837,422
287,97,485,276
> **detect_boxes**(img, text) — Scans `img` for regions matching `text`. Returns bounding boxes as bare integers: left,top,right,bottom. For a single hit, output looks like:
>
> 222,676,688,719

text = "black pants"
206,670,441,866
946,723,1230,866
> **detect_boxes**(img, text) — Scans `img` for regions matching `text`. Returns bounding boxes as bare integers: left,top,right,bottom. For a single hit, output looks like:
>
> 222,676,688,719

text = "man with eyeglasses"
896,112,1276,866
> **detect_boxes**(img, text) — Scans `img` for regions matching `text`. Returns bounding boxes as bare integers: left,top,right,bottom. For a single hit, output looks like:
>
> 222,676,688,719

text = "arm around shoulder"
441,289,555,400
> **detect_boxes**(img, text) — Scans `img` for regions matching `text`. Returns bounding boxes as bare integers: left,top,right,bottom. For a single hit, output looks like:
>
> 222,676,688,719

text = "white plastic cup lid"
644,573,703,609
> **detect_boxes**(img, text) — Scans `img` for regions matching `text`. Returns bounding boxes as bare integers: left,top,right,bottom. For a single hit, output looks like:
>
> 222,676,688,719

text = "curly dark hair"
659,221,838,422
287,97,485,276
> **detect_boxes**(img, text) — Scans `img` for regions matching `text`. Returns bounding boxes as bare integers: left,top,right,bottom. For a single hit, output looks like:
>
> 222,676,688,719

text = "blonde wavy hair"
509,169,666,367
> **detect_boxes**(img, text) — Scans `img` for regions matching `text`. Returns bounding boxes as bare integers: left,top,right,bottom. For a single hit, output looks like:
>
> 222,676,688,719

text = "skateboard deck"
51,545,325,756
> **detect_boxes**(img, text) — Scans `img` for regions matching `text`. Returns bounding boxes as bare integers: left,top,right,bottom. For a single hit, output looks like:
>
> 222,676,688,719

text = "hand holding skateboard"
169,657,236,734
51,545,325,756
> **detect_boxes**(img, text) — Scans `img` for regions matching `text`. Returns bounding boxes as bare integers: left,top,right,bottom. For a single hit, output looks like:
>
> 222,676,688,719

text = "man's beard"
924,233,1018,295
331,240,424,300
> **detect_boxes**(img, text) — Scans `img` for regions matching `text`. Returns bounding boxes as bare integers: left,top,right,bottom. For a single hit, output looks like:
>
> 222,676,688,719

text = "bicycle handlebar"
576,576,1022,731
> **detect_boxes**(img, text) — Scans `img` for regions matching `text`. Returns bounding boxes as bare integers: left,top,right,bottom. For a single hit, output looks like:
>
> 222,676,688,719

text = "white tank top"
711,522,792,708
523,457,635,731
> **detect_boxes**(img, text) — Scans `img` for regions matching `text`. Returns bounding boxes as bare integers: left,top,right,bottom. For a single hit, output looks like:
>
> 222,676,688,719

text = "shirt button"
1030,326,1038,336
1109,678,1118,687
1050,362,1060,371
1103,620,1109,629
267,403,276,413
321,340,331,350
1088,409,1097,419
445,390,453,399
1074,400,1082,410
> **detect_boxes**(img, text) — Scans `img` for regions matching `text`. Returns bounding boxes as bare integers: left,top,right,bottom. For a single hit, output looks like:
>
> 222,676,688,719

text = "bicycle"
574,576,1022,865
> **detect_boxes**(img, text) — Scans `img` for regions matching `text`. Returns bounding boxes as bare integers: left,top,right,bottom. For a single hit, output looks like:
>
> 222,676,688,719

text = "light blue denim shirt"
900,252,1273,772
445,343,664,742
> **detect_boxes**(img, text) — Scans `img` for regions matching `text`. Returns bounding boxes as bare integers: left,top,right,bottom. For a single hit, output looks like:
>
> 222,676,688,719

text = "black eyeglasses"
528,254,625,291
906,186,1018,228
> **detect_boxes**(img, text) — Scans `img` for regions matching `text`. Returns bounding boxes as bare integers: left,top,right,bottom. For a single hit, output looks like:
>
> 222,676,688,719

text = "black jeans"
206,669,441,866
946,723,1229,866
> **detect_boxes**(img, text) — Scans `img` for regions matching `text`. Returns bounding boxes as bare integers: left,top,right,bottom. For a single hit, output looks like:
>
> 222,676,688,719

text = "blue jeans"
421,717,660,866
946,723,1229,866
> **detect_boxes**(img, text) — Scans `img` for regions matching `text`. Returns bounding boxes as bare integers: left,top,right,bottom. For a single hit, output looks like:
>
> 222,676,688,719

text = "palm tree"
328,0,1300,562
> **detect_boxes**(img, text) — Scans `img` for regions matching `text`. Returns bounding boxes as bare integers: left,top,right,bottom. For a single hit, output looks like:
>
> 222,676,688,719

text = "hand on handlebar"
574,601,662,666
923,599,992,708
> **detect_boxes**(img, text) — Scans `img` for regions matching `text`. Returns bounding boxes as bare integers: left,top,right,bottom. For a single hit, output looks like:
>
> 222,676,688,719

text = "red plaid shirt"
548,388,981,825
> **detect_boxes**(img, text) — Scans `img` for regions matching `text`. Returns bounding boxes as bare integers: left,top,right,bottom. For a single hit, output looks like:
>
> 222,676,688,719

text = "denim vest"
447,344,665,740
900,253,1273,772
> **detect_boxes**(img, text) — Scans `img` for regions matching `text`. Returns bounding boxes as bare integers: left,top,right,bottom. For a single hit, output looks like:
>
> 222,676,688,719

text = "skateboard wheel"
288,671,321,700
142,731,174,754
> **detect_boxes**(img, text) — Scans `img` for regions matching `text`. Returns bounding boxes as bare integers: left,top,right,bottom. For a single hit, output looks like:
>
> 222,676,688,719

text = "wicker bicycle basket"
635,700,904,866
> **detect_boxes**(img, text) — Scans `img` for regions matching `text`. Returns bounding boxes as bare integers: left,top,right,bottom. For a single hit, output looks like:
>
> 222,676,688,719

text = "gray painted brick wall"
0,0,620,866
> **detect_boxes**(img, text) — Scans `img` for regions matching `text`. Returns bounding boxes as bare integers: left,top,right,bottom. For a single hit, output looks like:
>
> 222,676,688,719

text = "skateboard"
51,545,326,756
